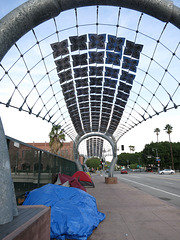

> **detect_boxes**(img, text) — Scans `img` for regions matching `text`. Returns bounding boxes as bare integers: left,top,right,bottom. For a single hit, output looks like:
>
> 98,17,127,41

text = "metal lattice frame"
0,0,180,176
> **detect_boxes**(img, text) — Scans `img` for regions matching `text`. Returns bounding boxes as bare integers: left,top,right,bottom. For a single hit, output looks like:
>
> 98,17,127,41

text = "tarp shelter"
73,171,95,188
57,173,87,191
23,184,105,240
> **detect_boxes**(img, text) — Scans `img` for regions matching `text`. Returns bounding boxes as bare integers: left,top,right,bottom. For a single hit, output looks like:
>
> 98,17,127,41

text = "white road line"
130,176,141,178
118,177,180,198
164,181,174,185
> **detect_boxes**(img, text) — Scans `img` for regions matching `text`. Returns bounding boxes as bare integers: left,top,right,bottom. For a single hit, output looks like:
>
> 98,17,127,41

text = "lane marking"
128,176,141,178
118,177,180,198
127,174,180,182
163,181,174,185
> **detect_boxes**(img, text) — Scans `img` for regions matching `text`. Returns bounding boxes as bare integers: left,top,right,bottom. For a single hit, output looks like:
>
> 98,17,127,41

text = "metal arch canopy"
0,0,180,177
0,0,180,61
74,133,117,177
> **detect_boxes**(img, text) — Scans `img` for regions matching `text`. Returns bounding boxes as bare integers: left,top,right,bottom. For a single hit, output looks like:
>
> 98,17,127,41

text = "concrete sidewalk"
87,174,180,240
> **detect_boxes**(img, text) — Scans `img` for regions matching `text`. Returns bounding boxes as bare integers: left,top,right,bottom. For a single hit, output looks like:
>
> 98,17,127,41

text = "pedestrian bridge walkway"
87,174,180,240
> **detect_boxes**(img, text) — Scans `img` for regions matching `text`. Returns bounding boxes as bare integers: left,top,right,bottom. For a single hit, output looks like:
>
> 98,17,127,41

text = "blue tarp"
23,184,105,240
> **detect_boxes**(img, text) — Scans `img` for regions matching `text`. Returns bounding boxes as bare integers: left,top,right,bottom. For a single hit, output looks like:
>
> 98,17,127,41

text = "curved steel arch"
74,133,117,177
0,0,180,177
0,0,180,61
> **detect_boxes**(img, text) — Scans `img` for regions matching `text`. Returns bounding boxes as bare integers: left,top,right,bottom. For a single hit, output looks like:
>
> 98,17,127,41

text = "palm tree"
154,128,160,142
49,125,65,155
164,124,174,170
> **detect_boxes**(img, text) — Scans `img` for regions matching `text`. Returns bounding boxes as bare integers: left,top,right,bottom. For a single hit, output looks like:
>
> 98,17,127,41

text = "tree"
117,152,142,167
154,128,160,142
86,158,101,170
49,125,65,155
164,124,174,170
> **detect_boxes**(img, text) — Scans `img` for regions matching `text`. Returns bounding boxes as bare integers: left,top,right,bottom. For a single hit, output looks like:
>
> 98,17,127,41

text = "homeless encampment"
23,184,105,240
72,171,95,188
56,173,87,191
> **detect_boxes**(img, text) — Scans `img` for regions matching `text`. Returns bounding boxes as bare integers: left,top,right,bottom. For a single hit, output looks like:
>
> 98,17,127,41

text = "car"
159,169,175,175
121,169,128,174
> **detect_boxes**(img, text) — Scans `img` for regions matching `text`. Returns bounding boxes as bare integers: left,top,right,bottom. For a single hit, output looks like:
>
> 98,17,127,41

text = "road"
115,172,180,208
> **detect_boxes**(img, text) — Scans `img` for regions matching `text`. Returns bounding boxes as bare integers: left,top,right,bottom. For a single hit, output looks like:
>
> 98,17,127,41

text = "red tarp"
73,171,95,188
58,173,87,192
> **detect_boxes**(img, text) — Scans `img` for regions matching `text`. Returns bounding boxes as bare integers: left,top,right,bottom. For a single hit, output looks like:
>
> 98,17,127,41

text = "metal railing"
6,136,77,201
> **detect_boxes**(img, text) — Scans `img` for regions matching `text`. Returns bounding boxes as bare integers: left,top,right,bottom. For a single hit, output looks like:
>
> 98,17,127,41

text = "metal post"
73,141,83,171
0,118,18,224
37,150,42,187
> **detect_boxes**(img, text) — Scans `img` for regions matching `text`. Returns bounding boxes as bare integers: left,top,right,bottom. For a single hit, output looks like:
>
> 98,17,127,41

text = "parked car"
159,169,175,175
121,169,128,174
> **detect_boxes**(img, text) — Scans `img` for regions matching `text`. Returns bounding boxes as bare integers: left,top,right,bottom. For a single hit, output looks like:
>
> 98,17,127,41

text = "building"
27,141,74,161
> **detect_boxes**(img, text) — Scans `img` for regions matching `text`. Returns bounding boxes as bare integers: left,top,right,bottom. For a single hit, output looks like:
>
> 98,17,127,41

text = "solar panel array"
51,34,143,137
86,137,104,158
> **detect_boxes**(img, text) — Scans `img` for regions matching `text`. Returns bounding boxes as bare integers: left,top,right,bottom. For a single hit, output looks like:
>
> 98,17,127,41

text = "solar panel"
122,56,139,72
113,105,124,113
91,96,101,103
51,39,69,58
103,88,115,96
112,112,123,119
104,78,117,88
89,34,106,49
61,82,74,93
66,97,77,107
124,84,132,94
107,35,125,52
90,77,103,86
118,83,132,94
77,87,89,96
106,51,121,65
115,98,126,108
120,70,135,85
69,35,87,51
91,101,101,106
89,66,103,76
78,95,89,102
90,87,102,94
92,126,99,131
58,69,73,83
89,52,104,64
103,95,114,103
74,67,88,78
116,90,129,101
124,40,143,59
75,78,88,88
105,67,119,78
79,102,88,108
72,53,87,67
102,107,111,114
55,56,71,72
102,102,112,109
64,90,75,101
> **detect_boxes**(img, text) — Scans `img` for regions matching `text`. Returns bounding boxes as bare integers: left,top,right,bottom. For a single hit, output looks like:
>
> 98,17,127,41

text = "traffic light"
121,145,124,151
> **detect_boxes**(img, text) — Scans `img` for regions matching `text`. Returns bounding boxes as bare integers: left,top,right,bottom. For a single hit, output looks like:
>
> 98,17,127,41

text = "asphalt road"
115,172,180,208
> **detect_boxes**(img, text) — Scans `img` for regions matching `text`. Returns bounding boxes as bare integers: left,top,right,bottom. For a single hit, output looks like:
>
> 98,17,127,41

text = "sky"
0,0,180,154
